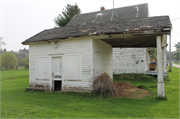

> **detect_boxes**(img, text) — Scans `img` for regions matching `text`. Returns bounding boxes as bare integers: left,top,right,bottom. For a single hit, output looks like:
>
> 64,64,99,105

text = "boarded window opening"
64,55,81,81
37,57,49,79
54,81,62,91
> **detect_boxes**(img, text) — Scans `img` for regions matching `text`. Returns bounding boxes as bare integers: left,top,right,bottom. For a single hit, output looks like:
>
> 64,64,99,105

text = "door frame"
49,54,64,91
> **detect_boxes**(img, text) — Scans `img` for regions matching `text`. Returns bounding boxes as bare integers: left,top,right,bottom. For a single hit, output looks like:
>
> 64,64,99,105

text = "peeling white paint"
64,55,81,81
37,57,49,79
113,48,150,74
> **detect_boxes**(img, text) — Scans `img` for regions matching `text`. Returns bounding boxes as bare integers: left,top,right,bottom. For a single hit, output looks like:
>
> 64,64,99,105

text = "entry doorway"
54,80,62,91
52,56,62,91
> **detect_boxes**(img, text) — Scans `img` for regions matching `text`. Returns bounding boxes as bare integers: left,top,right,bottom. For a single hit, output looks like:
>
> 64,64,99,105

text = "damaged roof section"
67,3,149,26
22,16,172,45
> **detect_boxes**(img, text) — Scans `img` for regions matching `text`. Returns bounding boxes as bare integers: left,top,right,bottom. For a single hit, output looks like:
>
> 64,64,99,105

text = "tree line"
166,42,180,62
0,48,29,70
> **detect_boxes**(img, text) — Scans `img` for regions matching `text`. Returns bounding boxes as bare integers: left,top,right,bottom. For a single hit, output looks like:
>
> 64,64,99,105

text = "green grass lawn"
1,67,179,118
175,63,180,65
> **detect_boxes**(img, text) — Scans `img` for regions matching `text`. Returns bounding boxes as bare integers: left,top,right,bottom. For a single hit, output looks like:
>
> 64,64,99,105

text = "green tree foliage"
0,48,29,68
19,48,29,54
167,51,176,61
21,54,29,69
1,52,18,70
17,48,29,68
173,42,180,60
148,48,157,60
54,4,81,27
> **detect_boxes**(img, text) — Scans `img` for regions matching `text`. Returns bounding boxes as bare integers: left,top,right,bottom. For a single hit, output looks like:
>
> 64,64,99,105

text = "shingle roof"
22,16,171,45
66,3,149,26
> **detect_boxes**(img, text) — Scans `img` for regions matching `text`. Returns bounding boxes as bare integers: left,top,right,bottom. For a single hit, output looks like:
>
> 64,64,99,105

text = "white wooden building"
23,7,171,97
66,3,151,74
27,37,112,91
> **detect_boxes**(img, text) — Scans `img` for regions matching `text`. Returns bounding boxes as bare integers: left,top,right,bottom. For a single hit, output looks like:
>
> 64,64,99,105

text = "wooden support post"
156,36,165,97
162,35,167,73
163,47,167,72
169,34,172,71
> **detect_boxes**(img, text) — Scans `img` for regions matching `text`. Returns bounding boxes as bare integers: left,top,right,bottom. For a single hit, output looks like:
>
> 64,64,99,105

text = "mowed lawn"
0,67,179,118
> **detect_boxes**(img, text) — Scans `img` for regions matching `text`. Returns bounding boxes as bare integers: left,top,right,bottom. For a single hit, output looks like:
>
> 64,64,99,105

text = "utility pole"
113,0,114,9
169,33,172,71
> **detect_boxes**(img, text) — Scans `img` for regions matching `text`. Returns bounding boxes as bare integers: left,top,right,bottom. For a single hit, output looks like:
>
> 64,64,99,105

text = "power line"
171,34,180,35
171,18,180,21
172,31,180,33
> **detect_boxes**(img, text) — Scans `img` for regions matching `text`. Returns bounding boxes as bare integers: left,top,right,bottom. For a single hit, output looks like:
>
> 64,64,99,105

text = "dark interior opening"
54,81,62,91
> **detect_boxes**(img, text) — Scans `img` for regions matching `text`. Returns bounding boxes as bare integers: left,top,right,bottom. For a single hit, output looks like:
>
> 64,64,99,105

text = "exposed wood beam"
163,28,171,31
103,39,156,43
111,44,156,47
91,33,161,40
101,37,156,41
107,42,156,44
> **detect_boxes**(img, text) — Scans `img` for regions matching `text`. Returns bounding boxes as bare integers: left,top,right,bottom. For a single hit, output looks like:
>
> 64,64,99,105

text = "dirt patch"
114,82,152,98
8,77,15,79
92,73,152,98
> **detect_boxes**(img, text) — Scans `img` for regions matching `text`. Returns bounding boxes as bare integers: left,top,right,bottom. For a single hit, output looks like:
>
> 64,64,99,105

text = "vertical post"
169,34,172,71
156,36,165,97
49,57,52,91
163,47,167,72
166,50,167,66
113,0,114,9
162,35,167,73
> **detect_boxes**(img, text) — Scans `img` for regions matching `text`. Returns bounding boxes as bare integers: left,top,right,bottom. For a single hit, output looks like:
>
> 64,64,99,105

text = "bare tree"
0,37,6,50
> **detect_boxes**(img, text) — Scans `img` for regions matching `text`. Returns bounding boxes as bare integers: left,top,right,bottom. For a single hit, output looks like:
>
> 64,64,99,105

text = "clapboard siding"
29,37,93,90
92,39,113,78
62,81,92,91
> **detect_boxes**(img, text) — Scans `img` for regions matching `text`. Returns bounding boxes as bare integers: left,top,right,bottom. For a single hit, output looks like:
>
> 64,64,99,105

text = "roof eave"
22,28,171,45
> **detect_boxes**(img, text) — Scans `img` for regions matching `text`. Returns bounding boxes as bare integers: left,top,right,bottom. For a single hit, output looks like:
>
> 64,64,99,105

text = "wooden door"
52,57,62,80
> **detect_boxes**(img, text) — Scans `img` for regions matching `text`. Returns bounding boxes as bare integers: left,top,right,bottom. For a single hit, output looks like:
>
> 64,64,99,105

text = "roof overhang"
22,16,172,47
91,33,169,48
23,32,169,48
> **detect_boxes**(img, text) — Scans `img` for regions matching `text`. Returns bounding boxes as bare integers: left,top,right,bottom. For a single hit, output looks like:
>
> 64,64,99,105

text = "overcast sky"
1,0,180,52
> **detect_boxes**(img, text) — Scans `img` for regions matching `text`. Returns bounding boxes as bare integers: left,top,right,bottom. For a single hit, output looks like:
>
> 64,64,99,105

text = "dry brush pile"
92,73,118,97
92,73,151,98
